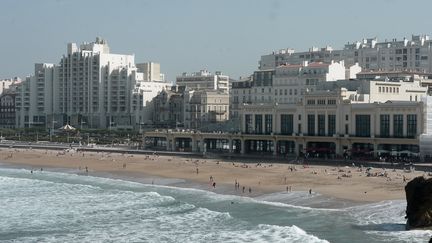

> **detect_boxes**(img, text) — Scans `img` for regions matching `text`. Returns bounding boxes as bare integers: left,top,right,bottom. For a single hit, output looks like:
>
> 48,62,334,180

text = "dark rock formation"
405,176,432,229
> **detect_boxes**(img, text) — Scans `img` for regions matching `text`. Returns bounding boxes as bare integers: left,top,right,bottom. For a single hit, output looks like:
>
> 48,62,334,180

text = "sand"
0,147,428,203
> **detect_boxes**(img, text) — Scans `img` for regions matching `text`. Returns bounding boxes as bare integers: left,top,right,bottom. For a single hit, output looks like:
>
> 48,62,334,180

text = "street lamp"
139,122,145,134
109,121,115,130
80,120,86,130
50,119,57,142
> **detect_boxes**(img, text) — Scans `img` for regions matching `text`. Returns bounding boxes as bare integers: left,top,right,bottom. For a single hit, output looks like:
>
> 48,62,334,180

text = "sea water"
0,167,430,243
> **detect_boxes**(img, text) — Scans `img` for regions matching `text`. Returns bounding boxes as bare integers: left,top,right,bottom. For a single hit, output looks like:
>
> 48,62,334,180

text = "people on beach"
212,182,216,188
242,186,245,193
309,188,312,195
248,187,252,193
196,168,199,174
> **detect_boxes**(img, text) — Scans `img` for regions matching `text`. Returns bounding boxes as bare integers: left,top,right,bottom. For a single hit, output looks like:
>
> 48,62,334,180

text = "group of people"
234,179,252,194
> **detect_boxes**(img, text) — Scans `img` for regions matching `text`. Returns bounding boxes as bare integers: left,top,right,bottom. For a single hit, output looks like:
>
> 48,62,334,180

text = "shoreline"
0,147,427,204
0,161,363,210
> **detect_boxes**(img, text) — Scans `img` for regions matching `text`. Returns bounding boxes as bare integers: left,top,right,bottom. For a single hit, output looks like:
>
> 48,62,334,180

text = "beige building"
151,86,185,128
184,90,229,130
240,89,423,158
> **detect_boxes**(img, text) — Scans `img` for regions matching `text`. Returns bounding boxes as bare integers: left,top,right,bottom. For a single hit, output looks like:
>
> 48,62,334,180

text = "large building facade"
15,38,171,129
239,90,423,158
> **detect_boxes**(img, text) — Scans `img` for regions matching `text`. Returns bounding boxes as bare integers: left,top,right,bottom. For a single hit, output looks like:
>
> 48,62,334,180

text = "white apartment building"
16,38,171,129
230,61,358,121
16,63,55,128
273,61,357,104
136,62,165,82
176,70,229,93
260,35,432,73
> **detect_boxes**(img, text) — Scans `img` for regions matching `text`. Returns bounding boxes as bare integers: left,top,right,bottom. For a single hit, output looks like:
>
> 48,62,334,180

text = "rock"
405,176,432,229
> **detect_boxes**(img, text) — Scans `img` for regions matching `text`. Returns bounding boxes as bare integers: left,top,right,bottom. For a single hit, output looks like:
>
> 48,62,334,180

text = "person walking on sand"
212,182,216,188
309,188,312,195
242,186,245,193
249,187,252,193
196,168,199,174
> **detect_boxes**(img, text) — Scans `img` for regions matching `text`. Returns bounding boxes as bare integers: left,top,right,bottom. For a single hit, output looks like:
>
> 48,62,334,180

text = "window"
264,114,272,134
345,115,349,121
318,114,325,136
407,114,417,138
317,99,326,105
255,114,263,134
307,114,315,136
328,99,336,105
355,115,371,137
298,114,301,120
245,114,252,134
379,87,381,92
393,114,403,138
307,99,315,105
380,114,390,138
328,114,336,136
281,114,293,135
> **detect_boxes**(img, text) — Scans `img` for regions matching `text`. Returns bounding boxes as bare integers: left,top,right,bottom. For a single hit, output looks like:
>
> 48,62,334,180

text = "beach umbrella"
59,124,76,131
59,124,76,143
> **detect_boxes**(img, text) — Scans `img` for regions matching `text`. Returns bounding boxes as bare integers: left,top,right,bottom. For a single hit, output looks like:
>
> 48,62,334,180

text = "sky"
1,0,432,81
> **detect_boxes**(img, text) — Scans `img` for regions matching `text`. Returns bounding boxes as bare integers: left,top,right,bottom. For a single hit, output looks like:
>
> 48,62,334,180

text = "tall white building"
16,38,171,129
260,35,432,73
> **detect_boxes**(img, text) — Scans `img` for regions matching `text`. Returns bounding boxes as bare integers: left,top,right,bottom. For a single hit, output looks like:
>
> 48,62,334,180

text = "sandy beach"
0,147,428,203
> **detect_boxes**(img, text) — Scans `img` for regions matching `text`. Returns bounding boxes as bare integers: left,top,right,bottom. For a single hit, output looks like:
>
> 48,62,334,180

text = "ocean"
0,167,430,243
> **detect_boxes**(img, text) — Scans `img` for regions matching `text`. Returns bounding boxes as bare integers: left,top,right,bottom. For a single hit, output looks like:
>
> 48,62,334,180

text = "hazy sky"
1,0,431,80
